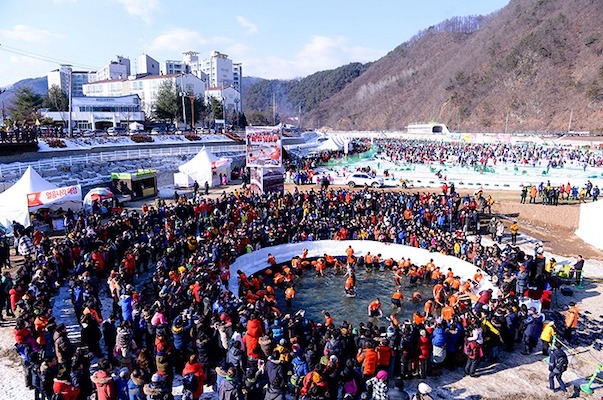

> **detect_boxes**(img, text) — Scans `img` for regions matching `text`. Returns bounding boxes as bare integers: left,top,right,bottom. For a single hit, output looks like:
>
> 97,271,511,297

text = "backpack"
182,389,194,400
464,342,475,358
554,352,568,372
182,373,198,392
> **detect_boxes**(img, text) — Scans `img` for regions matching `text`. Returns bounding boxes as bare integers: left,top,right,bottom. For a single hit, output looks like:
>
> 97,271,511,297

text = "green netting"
322,148,379,167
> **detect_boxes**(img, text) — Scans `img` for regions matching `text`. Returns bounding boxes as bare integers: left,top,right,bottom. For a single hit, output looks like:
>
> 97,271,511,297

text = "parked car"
345,173,384,188
150,127,166,135
107,126,127,135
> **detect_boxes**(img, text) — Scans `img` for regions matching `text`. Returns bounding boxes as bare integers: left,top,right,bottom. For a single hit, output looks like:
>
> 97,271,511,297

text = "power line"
0,43,99,71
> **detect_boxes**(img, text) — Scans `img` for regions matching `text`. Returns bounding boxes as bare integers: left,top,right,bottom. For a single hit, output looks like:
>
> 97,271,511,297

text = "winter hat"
151,373,163,383
418,382,432,394
376,370,388,380
119,368,130,379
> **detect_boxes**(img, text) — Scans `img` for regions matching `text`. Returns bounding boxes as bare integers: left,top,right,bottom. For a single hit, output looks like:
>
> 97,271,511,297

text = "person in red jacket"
182,353,207,400
53,370,81,400
91,359,116,400
416,329,431,379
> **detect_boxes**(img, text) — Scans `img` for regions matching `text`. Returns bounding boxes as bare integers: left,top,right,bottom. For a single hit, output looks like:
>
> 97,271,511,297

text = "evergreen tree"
8,87,44,123
153,80,180,123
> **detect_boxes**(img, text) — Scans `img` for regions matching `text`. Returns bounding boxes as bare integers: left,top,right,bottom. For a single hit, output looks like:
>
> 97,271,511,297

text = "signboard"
249,167,284,196
246,126,282,168
27,185,82,208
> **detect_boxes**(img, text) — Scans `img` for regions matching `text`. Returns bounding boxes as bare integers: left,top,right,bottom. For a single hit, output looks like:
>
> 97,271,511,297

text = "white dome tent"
174,147,232,188
0,166,57,233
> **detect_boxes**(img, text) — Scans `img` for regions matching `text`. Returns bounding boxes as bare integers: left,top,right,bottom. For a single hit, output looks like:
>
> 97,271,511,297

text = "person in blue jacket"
172,312,193,371
127,369,145,400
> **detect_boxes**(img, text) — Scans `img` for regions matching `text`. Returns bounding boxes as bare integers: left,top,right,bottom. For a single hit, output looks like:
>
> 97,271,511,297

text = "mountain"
0,77,47,113
245,0,603,133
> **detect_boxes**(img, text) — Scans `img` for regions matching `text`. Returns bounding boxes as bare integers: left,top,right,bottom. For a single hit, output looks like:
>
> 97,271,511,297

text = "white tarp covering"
175,147,231,188
576,201,603,250
315,136,346,152
0,166,57,233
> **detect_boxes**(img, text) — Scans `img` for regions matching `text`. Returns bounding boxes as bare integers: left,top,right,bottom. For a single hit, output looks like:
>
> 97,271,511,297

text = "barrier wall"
228,240,494,299
576,201,603,250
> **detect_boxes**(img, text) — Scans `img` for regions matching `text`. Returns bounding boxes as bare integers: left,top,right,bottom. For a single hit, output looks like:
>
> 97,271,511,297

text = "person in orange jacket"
368,298,382,318
285,286,295,307
563,302,579,343
357,342,378,378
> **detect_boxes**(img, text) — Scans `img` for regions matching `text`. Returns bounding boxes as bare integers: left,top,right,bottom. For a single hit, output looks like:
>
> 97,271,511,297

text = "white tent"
315,137,346,152
576,201,603,250
174,147,232,188
0,166,57,233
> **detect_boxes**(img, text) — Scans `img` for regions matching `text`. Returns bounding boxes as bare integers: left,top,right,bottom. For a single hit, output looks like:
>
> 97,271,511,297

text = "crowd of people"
5,176,582,400
374,139,603,169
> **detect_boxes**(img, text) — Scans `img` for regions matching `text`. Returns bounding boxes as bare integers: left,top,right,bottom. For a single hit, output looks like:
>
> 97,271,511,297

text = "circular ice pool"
229,240,493,325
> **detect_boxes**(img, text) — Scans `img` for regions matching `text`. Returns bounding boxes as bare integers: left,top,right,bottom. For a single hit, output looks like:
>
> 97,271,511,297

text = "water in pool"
273,262,432,327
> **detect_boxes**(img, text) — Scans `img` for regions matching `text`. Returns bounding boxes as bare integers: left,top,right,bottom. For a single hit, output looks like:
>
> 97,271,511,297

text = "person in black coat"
265,351,287,387
101,314,117,363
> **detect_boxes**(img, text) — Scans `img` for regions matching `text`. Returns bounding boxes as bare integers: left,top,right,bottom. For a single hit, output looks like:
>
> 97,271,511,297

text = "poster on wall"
249,167,263,196
27,185,82,211
246,126,282,168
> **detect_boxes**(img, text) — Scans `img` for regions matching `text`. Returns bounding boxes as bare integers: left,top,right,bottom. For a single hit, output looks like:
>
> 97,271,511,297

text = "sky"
0,0,510,87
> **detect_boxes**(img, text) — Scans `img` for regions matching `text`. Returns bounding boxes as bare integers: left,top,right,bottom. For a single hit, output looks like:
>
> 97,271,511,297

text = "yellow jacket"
540,322,556,342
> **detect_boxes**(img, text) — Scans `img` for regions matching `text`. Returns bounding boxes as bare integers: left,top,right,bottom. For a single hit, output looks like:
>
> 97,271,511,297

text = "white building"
206,86,241,117
83,73,206,117
137,54,160,76
201,51,233,89
40,95,144,130
47,65,95,97
95,56,130,82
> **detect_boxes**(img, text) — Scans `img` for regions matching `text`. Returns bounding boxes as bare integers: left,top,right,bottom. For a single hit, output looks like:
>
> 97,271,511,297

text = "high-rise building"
162,60,185,75
137,54,160,76
233,63,242,91
201,51,233,89
47,65,95,97
95,55,131,82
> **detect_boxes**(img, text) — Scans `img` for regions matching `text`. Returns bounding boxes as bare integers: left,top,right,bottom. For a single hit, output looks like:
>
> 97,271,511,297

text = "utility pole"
62,64,73,137
189,95,195,129
272,93,276,125
180,73,187,130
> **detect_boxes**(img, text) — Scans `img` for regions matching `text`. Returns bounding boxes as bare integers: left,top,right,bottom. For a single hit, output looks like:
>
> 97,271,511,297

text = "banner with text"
27,185,82,208
245,126,282,168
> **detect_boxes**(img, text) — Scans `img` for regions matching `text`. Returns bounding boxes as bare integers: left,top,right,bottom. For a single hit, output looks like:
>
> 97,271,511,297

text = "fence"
0,144,247,178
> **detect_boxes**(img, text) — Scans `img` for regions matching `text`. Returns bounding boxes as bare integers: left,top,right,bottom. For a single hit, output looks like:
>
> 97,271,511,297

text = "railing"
0,144,246,178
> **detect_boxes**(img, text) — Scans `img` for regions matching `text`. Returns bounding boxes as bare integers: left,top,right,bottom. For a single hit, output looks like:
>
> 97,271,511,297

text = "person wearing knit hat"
366,369,389,400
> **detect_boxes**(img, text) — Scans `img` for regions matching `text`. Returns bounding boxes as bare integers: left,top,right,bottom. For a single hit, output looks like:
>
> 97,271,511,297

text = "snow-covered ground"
37,134,235,152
